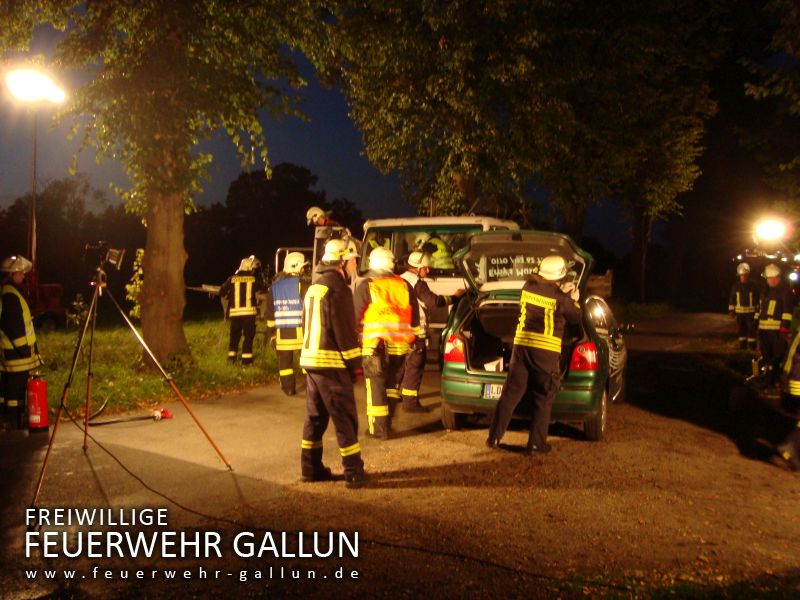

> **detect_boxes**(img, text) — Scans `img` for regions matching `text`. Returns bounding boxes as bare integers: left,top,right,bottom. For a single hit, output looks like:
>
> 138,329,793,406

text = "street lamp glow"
754,218,787,242
5,69,65,104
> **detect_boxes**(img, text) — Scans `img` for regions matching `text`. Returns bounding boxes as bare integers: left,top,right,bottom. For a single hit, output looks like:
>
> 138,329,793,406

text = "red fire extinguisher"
27,376,49,433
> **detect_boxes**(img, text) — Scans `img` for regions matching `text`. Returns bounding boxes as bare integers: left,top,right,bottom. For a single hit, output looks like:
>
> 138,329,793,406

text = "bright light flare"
754,218,787,242
5,69,65,104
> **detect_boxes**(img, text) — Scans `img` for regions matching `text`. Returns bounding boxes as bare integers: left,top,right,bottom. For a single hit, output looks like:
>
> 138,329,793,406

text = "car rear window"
361,226,481,275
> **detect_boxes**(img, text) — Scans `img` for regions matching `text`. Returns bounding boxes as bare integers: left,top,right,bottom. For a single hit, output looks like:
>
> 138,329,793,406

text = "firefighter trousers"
228,315,256,364
363,348,405,437
1,370,29,430
399,338,426,408
759,329,787,384
735,314,756,347
278,349,299,395
488,345,560,450
301,370,364,479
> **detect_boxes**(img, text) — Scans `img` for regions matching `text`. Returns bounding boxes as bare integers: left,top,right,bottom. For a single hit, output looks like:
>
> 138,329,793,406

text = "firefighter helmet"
736,262,750,276
1,255,33,274
414,233,430,249
764,263,781,278
321,239,348,263
407,251,431,269
237,255,260,273
369,246,395,272
306,206,326,225
538,255,568,281
283,252,308,274
344,238,361,260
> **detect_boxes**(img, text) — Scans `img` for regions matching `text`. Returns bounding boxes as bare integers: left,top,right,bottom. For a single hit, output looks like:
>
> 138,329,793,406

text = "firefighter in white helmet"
354,246,421,439
299,239,366,488
220,255,266,365
0,255,43,429
265,252,310,395
306,206,338,227
728,262,758,350
343,237,361,291
755,263,794,386
398,251,465,412
487,255,582,455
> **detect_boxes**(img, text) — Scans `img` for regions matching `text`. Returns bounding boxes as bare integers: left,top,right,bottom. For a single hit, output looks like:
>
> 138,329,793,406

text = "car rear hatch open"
453,230,594,376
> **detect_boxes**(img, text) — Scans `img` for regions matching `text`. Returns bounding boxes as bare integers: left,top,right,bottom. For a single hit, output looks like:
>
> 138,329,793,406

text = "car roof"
362,216,520,231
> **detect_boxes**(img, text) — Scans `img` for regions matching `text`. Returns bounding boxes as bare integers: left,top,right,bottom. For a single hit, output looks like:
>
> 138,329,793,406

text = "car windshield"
462,234,586,292
361,226,481,276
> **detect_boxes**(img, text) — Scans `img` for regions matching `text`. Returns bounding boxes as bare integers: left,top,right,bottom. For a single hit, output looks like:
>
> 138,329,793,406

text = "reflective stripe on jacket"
226,274,258,317
728,280,758,314
0,284,43,373
300,266,361,374
512,278,581,354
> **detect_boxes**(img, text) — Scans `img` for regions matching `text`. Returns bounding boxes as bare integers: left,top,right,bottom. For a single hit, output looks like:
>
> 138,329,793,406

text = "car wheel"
584,388,608,441
441,403,466,430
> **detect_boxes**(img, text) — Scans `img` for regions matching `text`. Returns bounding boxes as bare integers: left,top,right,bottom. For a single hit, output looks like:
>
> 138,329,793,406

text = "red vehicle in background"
26,270,66,332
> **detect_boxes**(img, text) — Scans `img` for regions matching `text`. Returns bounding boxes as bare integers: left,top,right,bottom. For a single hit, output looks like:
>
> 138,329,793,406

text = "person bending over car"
486,255,581,455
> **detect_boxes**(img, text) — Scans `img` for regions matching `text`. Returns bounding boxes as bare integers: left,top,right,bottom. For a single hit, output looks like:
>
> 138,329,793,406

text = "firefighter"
299,239,366,488
220,255,266,365
414,233,454,270
265,252,310,395
354,246,421,439
343,238,361,292
0,255,43,430
486,255,581,454
306,206,339,227
398,251,465,412
728,262,758,350
756,263,794,386
779,333,800,470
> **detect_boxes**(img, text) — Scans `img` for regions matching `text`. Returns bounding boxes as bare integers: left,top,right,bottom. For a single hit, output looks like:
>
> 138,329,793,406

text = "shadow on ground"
626,349,797,465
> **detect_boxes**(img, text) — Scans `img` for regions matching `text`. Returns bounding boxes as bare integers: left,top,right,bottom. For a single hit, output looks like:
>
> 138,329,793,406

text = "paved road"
1,311,798,598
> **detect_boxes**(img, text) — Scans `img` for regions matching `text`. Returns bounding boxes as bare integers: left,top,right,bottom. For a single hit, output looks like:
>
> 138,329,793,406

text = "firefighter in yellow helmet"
0,255,43,429
265,252,310,395
220,255,266,365
728,262,758,350
354,246,421,439
755,263,794,386
299,239,366,488
487,255,581,454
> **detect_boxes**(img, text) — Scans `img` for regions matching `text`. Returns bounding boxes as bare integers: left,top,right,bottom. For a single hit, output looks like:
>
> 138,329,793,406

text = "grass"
37,319,278,415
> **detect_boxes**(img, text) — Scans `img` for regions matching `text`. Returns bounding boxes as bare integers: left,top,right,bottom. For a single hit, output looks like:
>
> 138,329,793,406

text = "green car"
439,230,627,441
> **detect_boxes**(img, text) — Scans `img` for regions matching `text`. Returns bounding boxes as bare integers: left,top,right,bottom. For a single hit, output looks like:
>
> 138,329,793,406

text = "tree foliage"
745,0,800,201
1,1,319,363
319,0,566,215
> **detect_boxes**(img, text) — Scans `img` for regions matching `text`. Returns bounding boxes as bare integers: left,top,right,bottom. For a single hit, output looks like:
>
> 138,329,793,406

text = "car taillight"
570,341,598,371
443,334,465,363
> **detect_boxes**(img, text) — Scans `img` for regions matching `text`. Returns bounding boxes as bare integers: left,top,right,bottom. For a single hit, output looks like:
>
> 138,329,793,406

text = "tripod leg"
31,284,100,507
82,293,98,451
104,289,233,471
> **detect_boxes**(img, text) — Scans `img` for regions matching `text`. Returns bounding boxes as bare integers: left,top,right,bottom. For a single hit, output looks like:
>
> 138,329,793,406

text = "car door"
585,296,626,399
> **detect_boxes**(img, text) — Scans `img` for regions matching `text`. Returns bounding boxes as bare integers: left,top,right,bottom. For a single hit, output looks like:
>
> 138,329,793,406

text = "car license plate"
483,383,503,399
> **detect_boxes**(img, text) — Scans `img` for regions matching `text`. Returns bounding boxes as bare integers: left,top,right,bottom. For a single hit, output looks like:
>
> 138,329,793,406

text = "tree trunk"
630,208,653,303
453,172,477,215
140,189,190,365
562,202,586,242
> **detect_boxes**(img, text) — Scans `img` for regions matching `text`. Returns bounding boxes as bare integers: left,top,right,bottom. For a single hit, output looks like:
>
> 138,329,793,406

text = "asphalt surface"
1,311,798,599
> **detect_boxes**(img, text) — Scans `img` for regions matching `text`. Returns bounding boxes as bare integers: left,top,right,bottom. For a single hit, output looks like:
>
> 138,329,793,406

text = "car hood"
455,230,594,295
